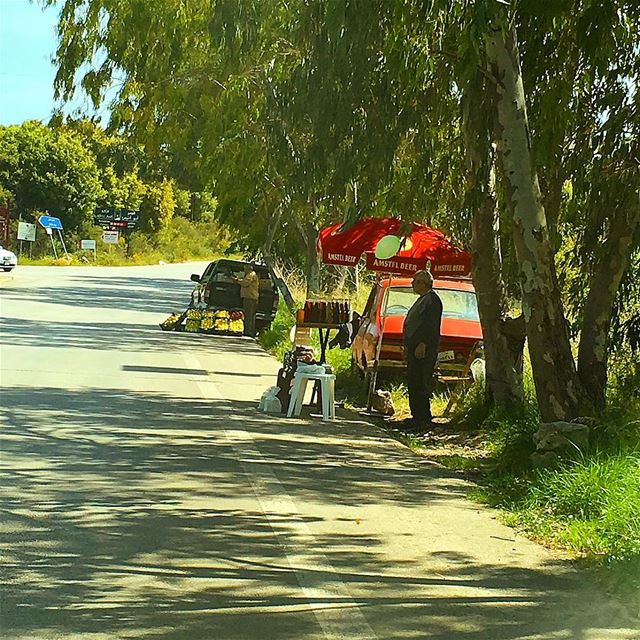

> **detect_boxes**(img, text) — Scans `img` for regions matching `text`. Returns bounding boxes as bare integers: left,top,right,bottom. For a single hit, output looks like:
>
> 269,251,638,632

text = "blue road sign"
38,215,63,230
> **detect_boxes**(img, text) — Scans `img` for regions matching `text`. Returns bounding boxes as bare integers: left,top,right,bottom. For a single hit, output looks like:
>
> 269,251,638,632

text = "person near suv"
237,264,260,337
402,269,443,429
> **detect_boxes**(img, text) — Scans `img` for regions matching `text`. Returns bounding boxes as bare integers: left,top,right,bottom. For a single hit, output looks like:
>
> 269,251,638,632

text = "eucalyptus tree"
518,0,640,411
290,0,639,419
440,1,639,418
282,2,532,407
562,97,639,411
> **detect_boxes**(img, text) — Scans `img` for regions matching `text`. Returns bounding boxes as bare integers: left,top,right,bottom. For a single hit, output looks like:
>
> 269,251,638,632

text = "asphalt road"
0,264,637,640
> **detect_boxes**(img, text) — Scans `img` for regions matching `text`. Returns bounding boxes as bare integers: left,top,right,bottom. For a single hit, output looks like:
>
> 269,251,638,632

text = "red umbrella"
318,217,471,277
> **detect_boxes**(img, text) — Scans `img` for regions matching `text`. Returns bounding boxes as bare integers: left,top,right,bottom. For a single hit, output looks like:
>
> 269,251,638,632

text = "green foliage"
22,217,229,266
0,117,225,259
139,179,176,232
100,166,146,210
459,372,640,587
173,188,192,219
129,217,230,263
191,192,218,222
0,184,13,205
477,452,640,567
257,301,296,362
0,120,104,231
467,401,539,473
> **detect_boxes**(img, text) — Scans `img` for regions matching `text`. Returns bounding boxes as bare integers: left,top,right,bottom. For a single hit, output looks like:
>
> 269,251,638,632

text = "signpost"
102,230,119,244
38,215,68,258
94,208,140,230
81,239,97,261
37,215,63,230
94,208,139,256
17,222,37,258
17,222,37,242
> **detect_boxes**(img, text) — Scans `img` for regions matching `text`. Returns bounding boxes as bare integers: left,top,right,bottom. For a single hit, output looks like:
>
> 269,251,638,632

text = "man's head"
412,269,434,296
244,264,254,275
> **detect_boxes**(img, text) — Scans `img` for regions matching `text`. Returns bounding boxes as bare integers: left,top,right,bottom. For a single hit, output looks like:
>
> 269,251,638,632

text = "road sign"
17,222,37,242
81,239,96,250
45,227,53,236
38,215,63,230
94,208,140,230
102,230,119,244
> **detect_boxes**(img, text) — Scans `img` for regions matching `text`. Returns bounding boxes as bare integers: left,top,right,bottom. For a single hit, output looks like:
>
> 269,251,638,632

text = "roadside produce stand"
295,300,351,363
260,217,479,420
160,306,245,335
317,217,476,414
185,308,245,334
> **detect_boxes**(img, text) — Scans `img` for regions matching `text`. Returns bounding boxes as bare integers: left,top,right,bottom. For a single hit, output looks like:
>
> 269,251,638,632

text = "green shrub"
523,453,640,558
21,217,230,266
483,407,540,471
258,302,296,361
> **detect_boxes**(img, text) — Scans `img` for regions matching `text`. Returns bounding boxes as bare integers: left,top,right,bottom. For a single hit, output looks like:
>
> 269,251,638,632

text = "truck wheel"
255,321,270,334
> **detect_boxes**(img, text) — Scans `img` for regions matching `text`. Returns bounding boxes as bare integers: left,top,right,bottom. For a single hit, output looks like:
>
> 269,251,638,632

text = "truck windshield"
384,287,480,322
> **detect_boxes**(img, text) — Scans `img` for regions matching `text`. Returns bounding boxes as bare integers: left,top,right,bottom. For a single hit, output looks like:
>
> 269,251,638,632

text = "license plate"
438,350,455,362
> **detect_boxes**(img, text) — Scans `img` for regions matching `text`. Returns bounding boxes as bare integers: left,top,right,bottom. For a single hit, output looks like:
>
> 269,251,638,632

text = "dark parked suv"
190,259,279,332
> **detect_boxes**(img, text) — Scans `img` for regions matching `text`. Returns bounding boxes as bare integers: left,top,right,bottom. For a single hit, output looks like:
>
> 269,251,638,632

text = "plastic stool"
287,372,336,421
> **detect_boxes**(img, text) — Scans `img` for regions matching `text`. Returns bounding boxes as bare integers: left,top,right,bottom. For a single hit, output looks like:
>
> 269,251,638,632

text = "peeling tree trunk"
463,74,525,407
324,265,348,293
470,195,526,405
305,221,321,297
291,212,321,299
485,19,586,421
262,206,296,312
578,209,640,412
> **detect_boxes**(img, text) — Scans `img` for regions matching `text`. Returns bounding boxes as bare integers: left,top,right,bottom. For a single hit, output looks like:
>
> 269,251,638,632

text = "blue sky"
0,0,98,125
0,0,59,124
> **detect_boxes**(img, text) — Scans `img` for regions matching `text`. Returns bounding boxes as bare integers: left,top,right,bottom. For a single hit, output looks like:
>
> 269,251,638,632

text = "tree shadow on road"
0,273,193,315
0,386,636,639
0,317,274,357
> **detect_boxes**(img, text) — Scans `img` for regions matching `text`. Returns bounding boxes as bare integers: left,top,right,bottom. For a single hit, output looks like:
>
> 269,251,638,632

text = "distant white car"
0,245,17,272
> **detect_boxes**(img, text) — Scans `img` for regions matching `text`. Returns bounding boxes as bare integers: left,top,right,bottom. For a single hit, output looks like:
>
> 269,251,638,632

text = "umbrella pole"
366,275,391,413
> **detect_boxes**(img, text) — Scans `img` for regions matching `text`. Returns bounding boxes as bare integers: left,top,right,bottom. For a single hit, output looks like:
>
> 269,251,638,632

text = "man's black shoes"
393,417,433,432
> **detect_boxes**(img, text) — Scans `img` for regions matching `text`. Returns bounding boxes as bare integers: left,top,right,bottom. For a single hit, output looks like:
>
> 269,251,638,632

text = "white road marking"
182,351,378,640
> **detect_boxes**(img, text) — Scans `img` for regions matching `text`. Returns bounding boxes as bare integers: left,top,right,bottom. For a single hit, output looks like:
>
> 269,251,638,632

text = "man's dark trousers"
243,298,257,337
406,350,438,424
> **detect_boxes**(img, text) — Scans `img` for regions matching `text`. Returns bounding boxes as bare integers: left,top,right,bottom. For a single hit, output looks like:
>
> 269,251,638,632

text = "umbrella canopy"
318,217,471,277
